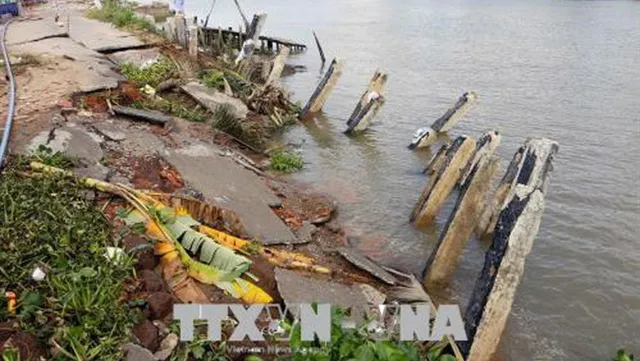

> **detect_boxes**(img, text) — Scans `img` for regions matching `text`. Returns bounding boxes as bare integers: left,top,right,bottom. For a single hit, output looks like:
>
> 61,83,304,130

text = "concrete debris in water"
337,247,397,285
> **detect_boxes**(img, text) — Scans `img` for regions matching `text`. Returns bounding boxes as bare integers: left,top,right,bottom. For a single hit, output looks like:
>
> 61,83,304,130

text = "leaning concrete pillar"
299,57,344,119
461,138,558,361
188,25,199,58
265,46,290,88
423,143,449,175
410,135,477,226
423,155,500,288
345,69,388,133
458,130,501,186
474,144,525,237
431,91,477,133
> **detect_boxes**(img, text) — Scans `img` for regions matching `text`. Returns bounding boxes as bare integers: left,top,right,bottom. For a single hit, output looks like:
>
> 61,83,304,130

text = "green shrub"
202,71,226,90
87,1,158,33
614,349,635,361
270,151,303,173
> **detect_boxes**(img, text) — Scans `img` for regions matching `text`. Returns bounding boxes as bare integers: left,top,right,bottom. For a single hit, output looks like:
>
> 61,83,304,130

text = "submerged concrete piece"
337,247,396,285
166,147,297,244
275,268,370,310
9,37,123,92
69,14,145,52
107,47,161,66
6,17,68,45
181,82,249,119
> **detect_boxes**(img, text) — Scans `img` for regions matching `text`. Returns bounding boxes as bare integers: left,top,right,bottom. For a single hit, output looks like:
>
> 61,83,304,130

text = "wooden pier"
199,26,307,54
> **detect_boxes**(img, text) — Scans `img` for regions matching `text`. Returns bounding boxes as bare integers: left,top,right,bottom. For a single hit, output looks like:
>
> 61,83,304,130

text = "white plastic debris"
234,39,255,65
104,247,125,264
31,267,46,282
366,91,380,103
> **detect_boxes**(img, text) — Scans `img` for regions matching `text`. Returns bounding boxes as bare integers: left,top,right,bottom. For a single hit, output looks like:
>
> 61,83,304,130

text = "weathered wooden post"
188,25,199,58
423,154,500,287
410,135,476,226
461,138,558,361
265,46,290,88
299,57,344,119
458,130,501,186
233,0,251,30
312,30,326,64
345,69,388,133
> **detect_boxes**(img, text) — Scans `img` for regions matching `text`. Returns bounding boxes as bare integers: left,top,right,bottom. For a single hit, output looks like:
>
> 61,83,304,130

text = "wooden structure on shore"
199,26,307,54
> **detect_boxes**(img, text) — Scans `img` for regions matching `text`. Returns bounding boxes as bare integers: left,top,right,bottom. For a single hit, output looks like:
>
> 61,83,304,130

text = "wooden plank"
300,57,344,118
410,135,476,226
461,138,558,361
345,69,388,133
423,155,500,287
431,91,477,133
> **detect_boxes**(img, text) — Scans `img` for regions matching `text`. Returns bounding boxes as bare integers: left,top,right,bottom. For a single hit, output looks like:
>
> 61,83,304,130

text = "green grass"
270,151,303,173
87,0,158,33
0,149,140,360
201,70,226,91
211,104,262,148
119,57,177,88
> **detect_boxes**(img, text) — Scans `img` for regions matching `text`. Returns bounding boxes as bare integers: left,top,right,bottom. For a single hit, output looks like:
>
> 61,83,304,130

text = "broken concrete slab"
6,17,68,46
107,47,161,67
112,105,172,125
28,124,103,164
166,146,297,244
275,268,372,310
69,14,147,52
359,284,386,305
124,343,155,361
181,81,249,119
337,247,396,285
294,221,317,244
9,37,123,92
92,122,127,141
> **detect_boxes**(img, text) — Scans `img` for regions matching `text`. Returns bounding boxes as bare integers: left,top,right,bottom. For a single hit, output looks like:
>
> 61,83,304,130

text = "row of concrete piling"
152,10,559,361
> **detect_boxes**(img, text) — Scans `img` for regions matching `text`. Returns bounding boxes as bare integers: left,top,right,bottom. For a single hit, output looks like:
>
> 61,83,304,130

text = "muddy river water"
185,0,640,359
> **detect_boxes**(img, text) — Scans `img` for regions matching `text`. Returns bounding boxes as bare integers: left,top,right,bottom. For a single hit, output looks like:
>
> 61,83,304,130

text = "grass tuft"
270,151,303,173
87,0,158,33
212,105,261,148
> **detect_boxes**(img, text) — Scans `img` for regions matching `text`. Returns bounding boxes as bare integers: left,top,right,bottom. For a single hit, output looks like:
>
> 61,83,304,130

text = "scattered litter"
105,247,126,263
31,267,46,282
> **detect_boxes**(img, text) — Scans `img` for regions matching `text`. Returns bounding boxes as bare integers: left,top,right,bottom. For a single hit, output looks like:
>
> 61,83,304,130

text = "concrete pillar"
345,69,388,133
461,138,559,361
423,155,500,287
300,57,344,119
188,25,198,58
410,135,477,226
265,46,290,88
